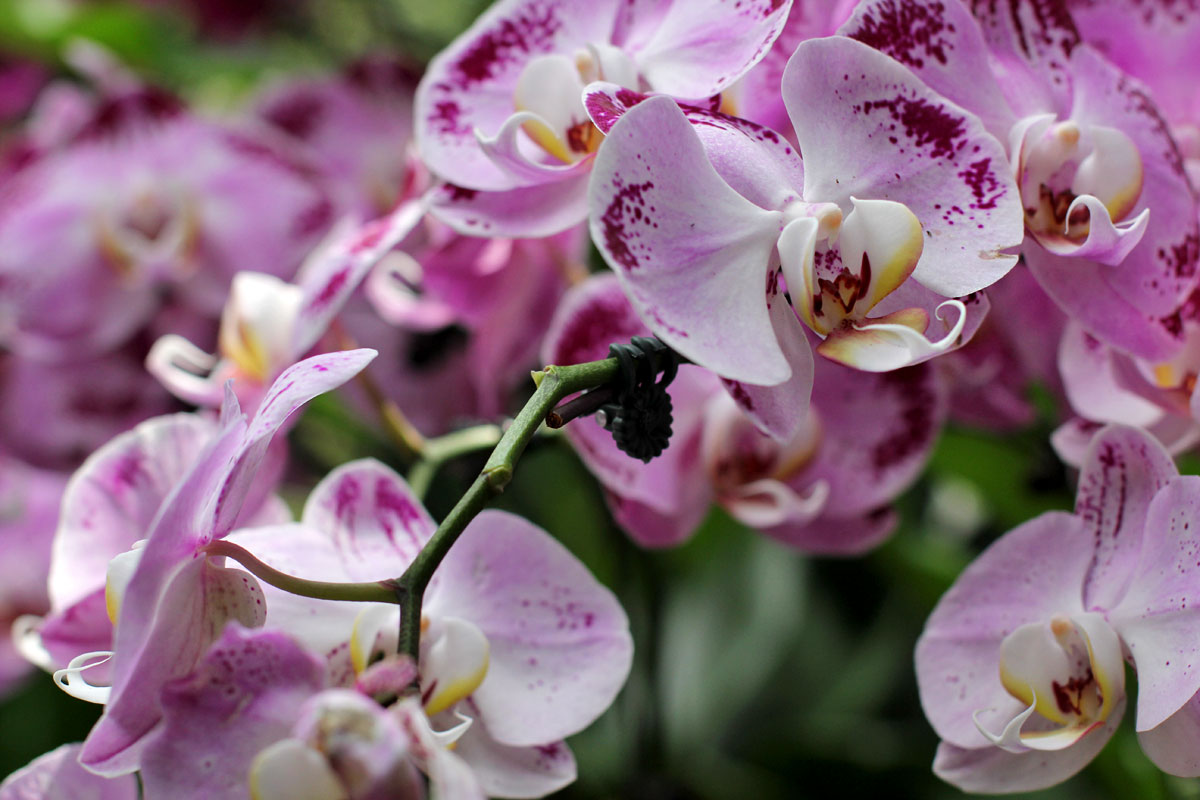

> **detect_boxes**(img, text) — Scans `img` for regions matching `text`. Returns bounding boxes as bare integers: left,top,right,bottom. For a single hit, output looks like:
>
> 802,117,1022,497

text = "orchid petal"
838,0,1016,138
293,200,427,355
588,95,788,384
916,511,1093,748
1058,324,1166,429
1139,691,1200,777
422,617,491,716
248,740,345,800
1109,476,1200,730
723,478,828,530
424,510,632,747
817,300,967,372
0,744,138,799
933,699,1124,794
430,172,592,238
1074,424,1178,611
973,696,1036,754
145,335,225,407
450,706,577,800
838,197,924,313
140,626,330,800
783,36,1023,297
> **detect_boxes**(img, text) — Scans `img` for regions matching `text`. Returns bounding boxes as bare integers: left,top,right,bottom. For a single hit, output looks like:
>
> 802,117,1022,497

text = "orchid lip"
976,612,1124,752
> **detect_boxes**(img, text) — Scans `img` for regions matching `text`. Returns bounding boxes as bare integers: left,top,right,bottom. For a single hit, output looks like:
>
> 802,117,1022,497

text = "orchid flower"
147,202,423,413
840,0,1200,362
66,349,376,777
415,0,793,237
587,35,1018,437
0,82,332,361
133,624,482,799
917,425,1200,791
257,58,419,220
542,273,947,552
224,459,630,797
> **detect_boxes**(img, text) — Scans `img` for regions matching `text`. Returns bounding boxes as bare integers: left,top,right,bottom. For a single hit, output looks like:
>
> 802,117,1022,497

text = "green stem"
408,423,504,500
205,540,400,604
393,358,620,662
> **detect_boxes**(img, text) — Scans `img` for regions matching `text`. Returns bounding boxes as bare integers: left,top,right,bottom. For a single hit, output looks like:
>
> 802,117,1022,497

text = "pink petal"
1109,476,1200,731
916,511,1092,748
424,510,632,747
138,626,327,799
1139,690,1200,777
1074,424,1178,611
453,703,577,799
0,744,138,800
932,699,1123,793
429,170,591,238
782,36,1023,297
588,95,789,384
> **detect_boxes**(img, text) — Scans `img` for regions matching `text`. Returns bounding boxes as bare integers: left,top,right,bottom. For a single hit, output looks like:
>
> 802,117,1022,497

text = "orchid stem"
407,423,504,500
332,321,427,460
204,539,400,604
392,357,622,668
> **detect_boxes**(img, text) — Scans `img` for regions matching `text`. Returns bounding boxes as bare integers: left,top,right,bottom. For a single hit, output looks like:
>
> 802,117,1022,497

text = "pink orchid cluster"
2,0,1200,796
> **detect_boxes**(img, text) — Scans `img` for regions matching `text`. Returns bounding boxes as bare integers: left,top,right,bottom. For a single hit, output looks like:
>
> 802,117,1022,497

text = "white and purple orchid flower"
225,459,631,798
543,273,947,552
415,0,793,237
918,425,1200,791
147,202,424,413
0,744,137,800
54,349,376,777
587,34,1018,437
841,0,1200,362
0,82,333,361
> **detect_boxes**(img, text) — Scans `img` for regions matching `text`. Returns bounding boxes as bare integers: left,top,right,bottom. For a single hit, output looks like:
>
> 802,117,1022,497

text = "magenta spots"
445,2,563,90
429,99,466,136
847,0,956,69
861,94,966,160
601,177,656,272
73,88,183,143
375,477,428,541
721,379,755,412
442,183,478,203
1157,231,1200,280
585,88,648,134
958,157,1005,210
334,476,362,521
310,267,351,312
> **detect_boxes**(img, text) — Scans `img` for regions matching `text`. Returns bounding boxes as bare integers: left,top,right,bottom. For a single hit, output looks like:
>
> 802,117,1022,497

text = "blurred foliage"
1,1,1197,798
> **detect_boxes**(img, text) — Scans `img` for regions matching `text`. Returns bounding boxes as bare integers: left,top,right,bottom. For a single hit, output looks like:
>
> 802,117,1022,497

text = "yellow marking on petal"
1154,364,1178,388
517,115,574,164
424,650,489,717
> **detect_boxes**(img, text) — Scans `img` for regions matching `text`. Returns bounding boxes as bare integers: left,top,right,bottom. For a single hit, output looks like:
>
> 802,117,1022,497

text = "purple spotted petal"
967,0,1081,117
138,626,327,799
1139,690,1200,777
1058,323,1167,430
1073,424,1178,611
916,511,1092,748
1109,476,1200,731
0,744,138,800
424,510,632,747
293,201,427,355
782,36,1023,297
47,414,214,613
839,0,1016,137
415,0,622,191
1069,46,1199,317
300,458,435,580
932,701,1123,794
588,95,789,384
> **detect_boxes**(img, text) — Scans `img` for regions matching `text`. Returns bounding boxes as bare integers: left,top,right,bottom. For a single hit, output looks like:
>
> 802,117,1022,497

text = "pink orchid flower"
0,744,137,799
918,425,1200,791
415,0,793,237
543,273,946,551
587,35,1018,436
841,0,1200,362
226,459,630,797
67,349,376,777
